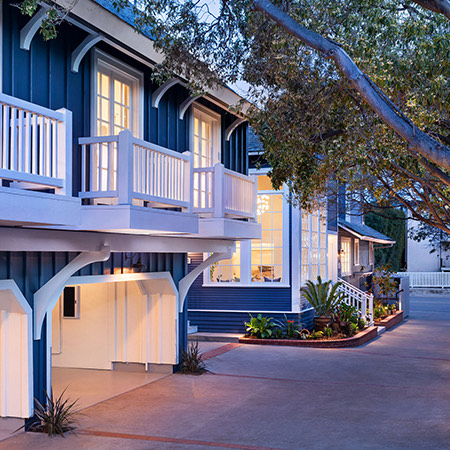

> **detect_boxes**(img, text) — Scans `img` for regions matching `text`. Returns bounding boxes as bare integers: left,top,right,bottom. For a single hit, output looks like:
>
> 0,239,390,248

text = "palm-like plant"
301,276,344,317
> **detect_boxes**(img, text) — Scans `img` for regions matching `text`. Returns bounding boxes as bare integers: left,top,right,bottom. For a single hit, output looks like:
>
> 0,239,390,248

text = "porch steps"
187,321,198,335
188,332,241,343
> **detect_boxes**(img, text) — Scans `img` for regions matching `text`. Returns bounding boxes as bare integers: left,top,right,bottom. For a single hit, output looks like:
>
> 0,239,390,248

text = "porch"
0,93,258,238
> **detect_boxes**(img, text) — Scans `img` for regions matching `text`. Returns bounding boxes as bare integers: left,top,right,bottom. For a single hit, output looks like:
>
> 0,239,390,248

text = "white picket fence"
80,130,256,218
396,272,450,289
337,278,374,325
0,92,72,194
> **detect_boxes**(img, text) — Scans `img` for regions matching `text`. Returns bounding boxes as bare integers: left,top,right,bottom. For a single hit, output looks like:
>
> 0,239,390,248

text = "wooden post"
183,151,193,213
117,130,133,205
251,175,258,221
213,163,224,218
56,108,72,196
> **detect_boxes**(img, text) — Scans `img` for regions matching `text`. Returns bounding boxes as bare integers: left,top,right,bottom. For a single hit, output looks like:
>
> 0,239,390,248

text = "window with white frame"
251,176,284,282
354,239,360,266
92,51,143,192
206,174,288,285
301,207,328,286
210,243,241,282
192,105,220,210
341,237,352,276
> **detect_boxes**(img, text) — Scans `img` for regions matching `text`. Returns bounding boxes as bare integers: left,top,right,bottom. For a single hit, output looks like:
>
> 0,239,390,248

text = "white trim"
188,308,314,314
152,78,183,108
71,33,103,73
0,1,3,93
19,4,50,51
91,49,144,139
340,237,352,276
0,280,33,418
225,118,246,141
291,205,300,312
179,95,202,120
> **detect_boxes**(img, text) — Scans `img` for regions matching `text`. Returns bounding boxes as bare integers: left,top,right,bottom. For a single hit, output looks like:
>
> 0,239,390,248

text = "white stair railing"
337,278,374,326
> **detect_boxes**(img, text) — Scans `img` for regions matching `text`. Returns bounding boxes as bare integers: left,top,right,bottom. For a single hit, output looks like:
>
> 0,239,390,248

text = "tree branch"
411,0,450,20
252,0,450,170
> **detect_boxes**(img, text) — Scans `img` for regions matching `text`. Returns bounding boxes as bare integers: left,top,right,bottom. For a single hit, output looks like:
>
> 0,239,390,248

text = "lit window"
341,238,352,275
210,243,241,282
354,239,360,266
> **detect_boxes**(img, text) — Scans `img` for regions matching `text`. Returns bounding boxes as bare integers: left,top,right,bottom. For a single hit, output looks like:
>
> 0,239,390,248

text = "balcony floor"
197,217,261,240
80,204,199,235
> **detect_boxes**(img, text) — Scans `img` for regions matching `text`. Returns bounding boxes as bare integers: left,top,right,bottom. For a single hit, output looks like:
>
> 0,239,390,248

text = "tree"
20,0,450,233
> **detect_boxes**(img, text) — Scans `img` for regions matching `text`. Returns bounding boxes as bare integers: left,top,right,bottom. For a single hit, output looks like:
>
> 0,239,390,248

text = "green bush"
301,276,345,316
245,314,276,339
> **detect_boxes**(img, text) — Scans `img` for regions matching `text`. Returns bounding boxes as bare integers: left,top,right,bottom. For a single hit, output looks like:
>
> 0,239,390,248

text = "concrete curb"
374,311,404,331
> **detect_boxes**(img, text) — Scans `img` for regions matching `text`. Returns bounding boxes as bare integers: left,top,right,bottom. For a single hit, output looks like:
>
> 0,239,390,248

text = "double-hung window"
92,50,143,192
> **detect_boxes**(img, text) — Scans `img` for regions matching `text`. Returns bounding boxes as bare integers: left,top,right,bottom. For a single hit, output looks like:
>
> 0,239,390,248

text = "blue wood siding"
0,250,186,404
189,310,314,333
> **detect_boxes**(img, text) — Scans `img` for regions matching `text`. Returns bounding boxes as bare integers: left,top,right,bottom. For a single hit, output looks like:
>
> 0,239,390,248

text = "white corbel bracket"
20,4,51,51
33,246,110,339
71,33,104,73
225,118,246,141
179,95,202,120
152,79,184,108
178,248,234,312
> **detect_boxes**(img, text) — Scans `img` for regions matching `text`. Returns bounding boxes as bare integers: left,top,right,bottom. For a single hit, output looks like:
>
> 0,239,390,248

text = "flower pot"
313,316,331,332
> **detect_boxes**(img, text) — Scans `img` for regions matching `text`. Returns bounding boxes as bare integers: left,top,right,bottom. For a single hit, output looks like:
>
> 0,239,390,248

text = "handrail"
337,277,374,325
0,92,65,122
132,136,191,162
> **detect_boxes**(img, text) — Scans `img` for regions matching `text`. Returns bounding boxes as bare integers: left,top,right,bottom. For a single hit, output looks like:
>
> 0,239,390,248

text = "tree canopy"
20,0,450,233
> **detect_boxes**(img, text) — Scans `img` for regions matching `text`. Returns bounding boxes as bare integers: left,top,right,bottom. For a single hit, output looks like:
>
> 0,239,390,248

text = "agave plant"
301,276,345,317
180,340,207,374
27,389,78,437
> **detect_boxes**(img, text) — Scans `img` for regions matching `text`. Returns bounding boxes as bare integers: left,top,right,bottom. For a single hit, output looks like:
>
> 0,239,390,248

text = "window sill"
202,283,290,288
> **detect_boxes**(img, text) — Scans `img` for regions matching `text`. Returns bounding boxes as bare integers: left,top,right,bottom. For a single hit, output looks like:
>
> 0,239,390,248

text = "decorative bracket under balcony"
179,95,202,120
225,118,246,141
19,4,51,51
71,33,104,73
152,78,184,108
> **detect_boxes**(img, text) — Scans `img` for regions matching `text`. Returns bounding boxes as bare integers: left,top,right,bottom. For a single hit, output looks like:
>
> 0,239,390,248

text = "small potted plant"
301,276,345,331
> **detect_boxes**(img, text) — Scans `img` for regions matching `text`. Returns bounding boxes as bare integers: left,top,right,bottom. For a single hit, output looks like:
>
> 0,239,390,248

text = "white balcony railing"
0,93,72,194
337,278,374,325
79,131,192,210
79,130,256,220
193,163,256,219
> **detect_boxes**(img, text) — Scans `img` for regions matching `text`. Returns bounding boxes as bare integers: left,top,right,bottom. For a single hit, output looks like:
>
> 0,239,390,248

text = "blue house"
187,131,339,332
0,0,259,420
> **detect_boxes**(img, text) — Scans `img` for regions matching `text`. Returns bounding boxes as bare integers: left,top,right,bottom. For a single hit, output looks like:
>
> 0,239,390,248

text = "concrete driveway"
2,295,449,449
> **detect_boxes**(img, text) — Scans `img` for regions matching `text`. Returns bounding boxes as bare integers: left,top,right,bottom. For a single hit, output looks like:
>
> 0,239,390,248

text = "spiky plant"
301,276,345,316
29,389,78,437
180,340,207,374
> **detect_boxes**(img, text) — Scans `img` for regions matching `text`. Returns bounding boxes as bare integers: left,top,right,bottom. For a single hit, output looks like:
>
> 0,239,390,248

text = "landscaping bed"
239,326,378,348
374,310,404,330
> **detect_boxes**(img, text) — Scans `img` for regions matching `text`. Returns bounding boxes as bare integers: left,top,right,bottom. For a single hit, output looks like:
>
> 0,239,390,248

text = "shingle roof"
338,220,395,244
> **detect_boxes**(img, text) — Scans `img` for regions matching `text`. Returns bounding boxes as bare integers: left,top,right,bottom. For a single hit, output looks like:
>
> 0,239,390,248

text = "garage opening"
50,273,179,410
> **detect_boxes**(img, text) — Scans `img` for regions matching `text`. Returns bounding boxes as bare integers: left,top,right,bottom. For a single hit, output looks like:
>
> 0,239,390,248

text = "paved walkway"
2,295,449,449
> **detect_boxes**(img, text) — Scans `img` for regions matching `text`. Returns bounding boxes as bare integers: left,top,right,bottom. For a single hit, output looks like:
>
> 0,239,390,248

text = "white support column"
291,205,301,312
117,130,133,204
179,248,234,311
213,163,224,218
183,151,193,213
34,246,110,340
56,108,73,196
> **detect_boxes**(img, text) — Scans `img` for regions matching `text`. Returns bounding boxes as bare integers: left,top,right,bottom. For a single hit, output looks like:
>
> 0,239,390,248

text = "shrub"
180,340,207,374
301,276,345,316
309,331,324,340
323,326,333,338
357,317,366,330
27,389,78,437
273,314,304,338
245,314,276,339
350,323,359,336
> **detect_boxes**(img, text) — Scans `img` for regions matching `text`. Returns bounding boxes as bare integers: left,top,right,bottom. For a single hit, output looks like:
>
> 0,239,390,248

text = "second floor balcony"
0,93,259,240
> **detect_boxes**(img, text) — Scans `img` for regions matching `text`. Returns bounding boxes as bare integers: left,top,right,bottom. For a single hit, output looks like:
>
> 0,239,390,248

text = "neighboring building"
0,0,259,420
338,217,395,290
406,220,450,272
187,132,338,332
